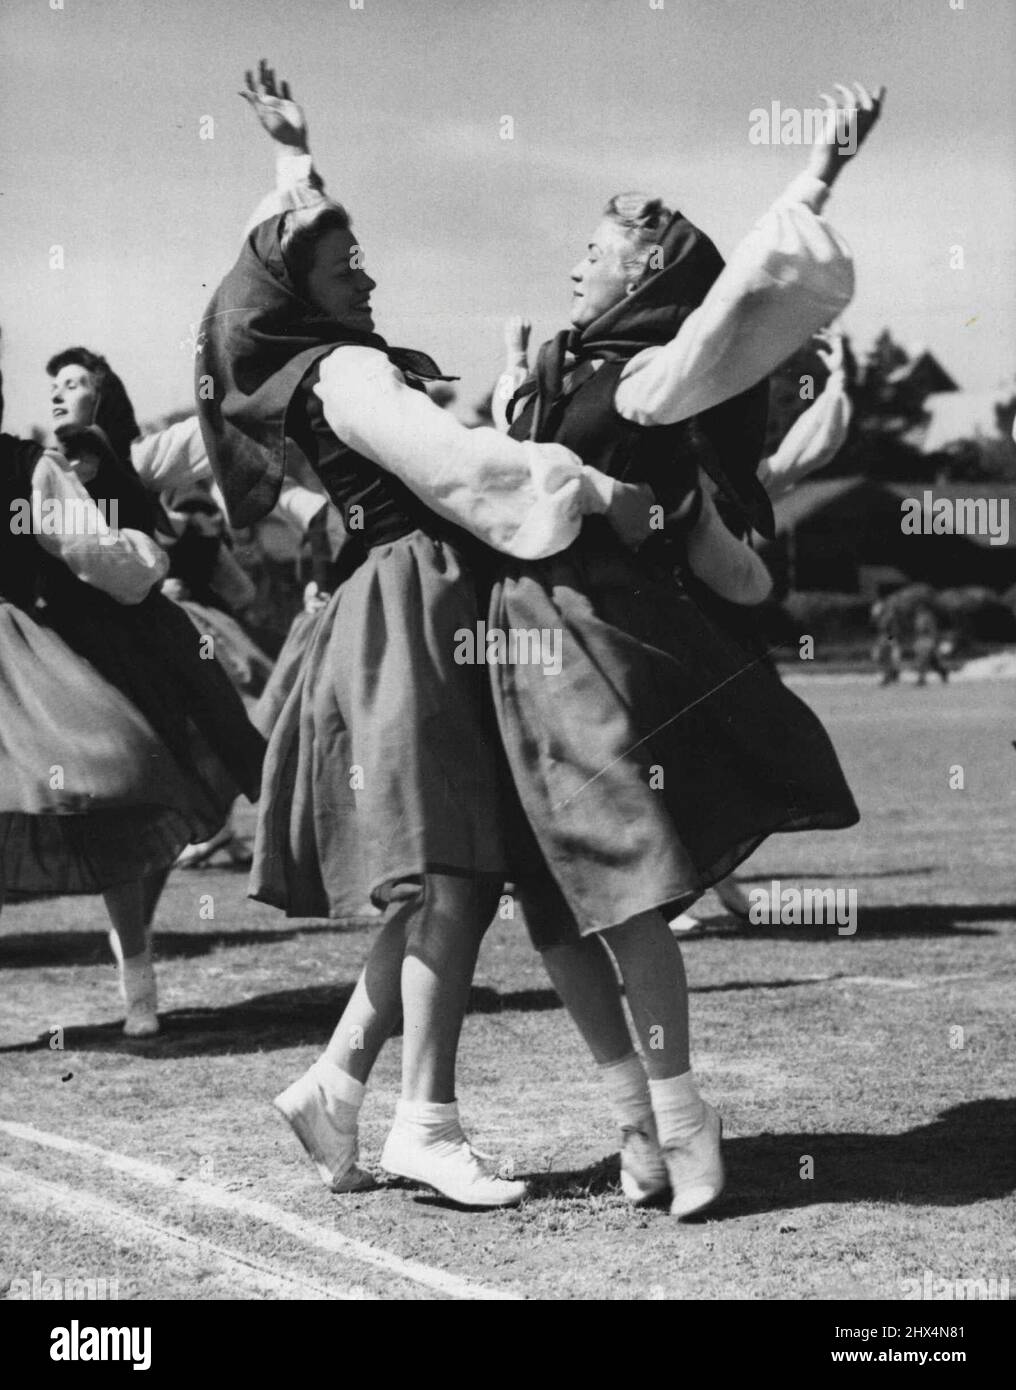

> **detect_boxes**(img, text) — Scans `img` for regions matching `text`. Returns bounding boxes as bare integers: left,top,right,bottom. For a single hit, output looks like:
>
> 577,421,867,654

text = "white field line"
0,1120,522,1302
0,1164,375,1301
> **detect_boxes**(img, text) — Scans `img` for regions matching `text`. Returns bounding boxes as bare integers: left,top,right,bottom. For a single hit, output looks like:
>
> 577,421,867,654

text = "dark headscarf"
196,215,455,528
515,211,774,539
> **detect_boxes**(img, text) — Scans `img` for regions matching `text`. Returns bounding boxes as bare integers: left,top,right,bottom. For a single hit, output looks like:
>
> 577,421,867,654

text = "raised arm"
314,347,653,558
240,62,328,234
757,332,852,498
615,82,884,427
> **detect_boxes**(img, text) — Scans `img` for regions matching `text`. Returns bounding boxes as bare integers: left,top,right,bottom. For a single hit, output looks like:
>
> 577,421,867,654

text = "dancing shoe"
664,1102,725,1219
380,1124,527,1208
174,824,252,868
714,875,753,921
117,944,160,1038
273,1069,374,1194
619,1115,669,1204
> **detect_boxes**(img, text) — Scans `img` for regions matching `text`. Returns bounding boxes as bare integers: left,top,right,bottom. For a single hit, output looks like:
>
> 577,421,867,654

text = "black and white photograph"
0,0,1013,1340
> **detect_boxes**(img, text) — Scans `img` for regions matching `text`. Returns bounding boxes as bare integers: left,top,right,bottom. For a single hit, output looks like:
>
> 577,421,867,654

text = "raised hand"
809,81,885,186
504,315,532,370
606,479,656,550
239,58,309,151
813,328,845,375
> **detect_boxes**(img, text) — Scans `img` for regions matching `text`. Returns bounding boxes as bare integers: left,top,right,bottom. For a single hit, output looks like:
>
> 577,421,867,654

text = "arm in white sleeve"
757,368,851,499
614,172,854,426
31,453,169,604
131,416,212,495
313,347,617,560
243,149,327,236
275,478,329,536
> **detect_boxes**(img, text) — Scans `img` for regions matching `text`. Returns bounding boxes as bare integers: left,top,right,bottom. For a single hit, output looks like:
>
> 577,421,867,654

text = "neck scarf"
517,211,774,539
196,215,455,528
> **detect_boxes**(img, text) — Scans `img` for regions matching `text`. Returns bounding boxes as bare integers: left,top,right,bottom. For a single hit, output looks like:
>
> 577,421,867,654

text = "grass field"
1,678,1014,1301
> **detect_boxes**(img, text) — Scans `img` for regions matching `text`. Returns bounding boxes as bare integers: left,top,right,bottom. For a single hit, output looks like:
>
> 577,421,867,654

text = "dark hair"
45,346,140,465
279,199,353,296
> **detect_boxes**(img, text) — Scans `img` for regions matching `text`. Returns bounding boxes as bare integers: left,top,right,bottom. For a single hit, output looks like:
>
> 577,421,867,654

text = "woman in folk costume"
0,344,253,1037
467,84,882,1216
30,348,266,1032
196,65,653,1209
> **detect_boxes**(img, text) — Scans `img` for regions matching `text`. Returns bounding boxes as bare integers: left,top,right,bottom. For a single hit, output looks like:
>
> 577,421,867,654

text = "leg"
540,929,667,1204
141,868,170,928
102,880,159,1037
399,873,500,1103
380,873,528,1206
541,934,633,1065
601,909,690,1079
602,909,722,1217
103,880,149,959
273,888,414,1192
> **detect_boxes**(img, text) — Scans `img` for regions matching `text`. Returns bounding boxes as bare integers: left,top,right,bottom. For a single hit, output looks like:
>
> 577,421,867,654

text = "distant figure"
871,598,903,686
912,603,949,686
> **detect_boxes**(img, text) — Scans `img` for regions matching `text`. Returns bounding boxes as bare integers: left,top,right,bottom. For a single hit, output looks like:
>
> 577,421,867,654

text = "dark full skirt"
250,531,508,919
0,601,222,894
490,527,860,939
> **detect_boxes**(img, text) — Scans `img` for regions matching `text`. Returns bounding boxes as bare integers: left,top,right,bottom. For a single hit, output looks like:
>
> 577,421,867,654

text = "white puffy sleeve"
244,150,327,236
31,452,169,605
757,368,851,499
614,173,855,426
313,347,617,560
131,416,212,495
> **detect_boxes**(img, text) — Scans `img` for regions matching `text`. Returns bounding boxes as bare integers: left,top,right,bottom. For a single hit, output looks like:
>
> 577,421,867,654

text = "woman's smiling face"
569,220,634,329
50,363,99,434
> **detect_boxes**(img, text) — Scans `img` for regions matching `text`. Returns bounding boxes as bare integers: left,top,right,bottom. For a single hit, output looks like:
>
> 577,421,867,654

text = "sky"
1,0,1014,437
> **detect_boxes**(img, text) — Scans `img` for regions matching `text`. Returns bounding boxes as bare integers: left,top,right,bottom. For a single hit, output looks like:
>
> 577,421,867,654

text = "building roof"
911,390,1016,453
769,477,872,534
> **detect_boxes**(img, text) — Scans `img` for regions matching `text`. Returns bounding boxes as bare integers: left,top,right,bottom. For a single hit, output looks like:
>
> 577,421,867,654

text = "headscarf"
515,211,774,539
196,215,455,528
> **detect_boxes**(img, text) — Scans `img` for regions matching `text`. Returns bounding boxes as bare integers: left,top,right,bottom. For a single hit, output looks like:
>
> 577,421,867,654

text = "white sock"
393,1098,464,1150
598,1052,653,1131
686,488,773,605
309,1057,365,1131
120,948,157,1012
648,1071,707,1148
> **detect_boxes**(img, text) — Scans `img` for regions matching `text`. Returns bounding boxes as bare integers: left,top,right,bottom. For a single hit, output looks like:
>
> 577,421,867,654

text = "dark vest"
0,434,46,611
507,360,703,569
286,360,477,557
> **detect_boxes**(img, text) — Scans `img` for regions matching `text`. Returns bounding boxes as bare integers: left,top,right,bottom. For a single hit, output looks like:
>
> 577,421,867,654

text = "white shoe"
619,1116,669,1204
273,1069,374,1194
117,944,160,1038
715,875,752,920
664,1102,725,1219
669,910,706,937
380,1124,527,1208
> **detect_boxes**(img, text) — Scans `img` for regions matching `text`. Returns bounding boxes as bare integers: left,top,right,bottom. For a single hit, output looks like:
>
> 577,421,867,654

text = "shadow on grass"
0,982,569,1057
522,1098,1016,1216
692,904,1012,939
0,922,375,969
1,901,1007,975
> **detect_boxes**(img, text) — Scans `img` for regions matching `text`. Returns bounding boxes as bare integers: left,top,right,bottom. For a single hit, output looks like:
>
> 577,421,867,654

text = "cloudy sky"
1,0,1013,435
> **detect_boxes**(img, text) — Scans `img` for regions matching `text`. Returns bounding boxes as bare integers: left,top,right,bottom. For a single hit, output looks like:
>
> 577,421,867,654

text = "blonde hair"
602,192,672,282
